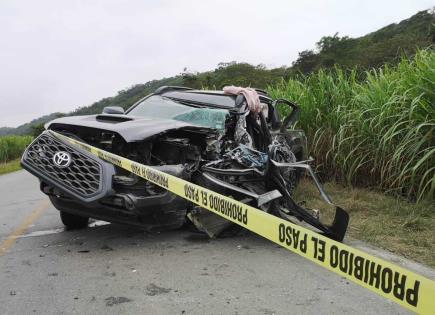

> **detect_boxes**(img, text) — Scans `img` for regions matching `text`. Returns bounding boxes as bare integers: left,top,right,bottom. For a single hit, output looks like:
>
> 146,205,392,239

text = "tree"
292,50,320,74
30,123,45,137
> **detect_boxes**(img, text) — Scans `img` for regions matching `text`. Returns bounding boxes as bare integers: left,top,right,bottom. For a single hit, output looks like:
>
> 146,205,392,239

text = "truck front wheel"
60,211,89,229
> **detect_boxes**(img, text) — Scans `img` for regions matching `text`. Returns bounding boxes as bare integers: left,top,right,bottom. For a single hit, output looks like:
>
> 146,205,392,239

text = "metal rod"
270,160,333,205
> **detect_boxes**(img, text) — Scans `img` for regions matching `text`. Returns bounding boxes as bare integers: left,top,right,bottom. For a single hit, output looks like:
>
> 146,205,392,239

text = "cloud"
0,0,432,127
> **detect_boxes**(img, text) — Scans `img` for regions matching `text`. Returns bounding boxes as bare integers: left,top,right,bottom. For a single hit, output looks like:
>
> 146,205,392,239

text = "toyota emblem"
53,151,72,168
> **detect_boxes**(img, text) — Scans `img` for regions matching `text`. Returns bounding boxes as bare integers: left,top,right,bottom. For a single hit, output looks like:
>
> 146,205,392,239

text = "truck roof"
156,86,272,109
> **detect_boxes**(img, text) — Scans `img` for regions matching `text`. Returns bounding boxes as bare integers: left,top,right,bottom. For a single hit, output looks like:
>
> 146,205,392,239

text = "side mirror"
272,99,300,132
102,106,124,115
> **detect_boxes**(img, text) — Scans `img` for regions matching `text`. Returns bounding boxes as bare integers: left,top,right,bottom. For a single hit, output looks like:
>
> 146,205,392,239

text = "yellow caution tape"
53,131,435,314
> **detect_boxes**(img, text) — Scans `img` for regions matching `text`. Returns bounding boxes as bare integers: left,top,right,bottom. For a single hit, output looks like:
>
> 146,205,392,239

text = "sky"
0,0,432,127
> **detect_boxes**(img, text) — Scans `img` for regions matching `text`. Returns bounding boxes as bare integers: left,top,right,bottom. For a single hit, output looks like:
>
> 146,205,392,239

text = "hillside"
291,9,435,73
1,9,433,136
0,112,63,136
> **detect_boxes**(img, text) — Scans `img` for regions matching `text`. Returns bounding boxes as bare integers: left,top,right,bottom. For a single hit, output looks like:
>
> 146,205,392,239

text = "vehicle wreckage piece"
191,144,348,240
21,86,349,241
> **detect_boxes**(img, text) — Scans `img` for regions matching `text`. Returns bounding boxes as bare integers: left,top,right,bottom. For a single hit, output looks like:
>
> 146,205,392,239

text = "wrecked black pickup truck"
21,86,349,241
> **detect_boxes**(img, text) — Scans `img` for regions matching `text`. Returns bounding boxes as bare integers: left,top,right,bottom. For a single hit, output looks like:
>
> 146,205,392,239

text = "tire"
60,211,89,229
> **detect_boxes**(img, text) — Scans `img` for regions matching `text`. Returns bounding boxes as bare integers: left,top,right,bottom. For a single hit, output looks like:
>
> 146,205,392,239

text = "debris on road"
145,283,171,296
105,296,132,307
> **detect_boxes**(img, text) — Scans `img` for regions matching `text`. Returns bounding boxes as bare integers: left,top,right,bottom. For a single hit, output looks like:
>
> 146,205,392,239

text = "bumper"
21,131,189,229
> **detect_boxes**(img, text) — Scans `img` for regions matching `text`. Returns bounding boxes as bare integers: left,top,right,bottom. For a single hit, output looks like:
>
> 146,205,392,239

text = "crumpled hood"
46,114,203,142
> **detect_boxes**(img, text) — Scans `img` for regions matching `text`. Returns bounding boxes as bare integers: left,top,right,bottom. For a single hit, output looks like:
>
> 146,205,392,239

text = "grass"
0,159,22,175
0,135,32,175
269,49,435,201
294,179,435,267
0,135,33,163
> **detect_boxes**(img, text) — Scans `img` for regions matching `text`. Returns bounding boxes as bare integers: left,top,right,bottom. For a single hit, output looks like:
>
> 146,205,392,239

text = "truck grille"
23,133,102,198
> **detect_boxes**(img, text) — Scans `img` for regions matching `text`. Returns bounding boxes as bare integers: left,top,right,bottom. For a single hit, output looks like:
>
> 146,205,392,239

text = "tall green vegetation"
0,135,33,163
269,49,434,201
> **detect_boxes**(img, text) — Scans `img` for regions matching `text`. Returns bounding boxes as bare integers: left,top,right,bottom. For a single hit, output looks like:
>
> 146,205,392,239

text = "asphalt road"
0,170,431,315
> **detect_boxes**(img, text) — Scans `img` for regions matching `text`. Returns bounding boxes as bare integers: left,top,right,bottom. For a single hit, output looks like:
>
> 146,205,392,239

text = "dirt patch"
294,179,435,267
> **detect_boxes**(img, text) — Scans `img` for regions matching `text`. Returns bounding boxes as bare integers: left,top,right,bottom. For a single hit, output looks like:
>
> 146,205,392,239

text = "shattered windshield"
127,95,229,130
